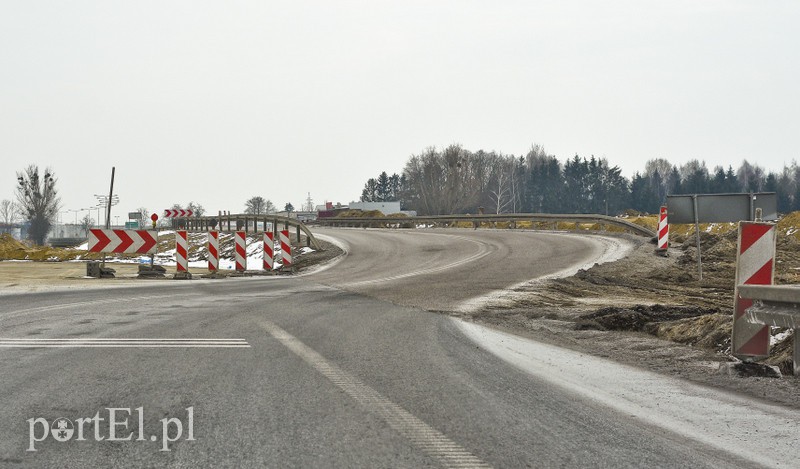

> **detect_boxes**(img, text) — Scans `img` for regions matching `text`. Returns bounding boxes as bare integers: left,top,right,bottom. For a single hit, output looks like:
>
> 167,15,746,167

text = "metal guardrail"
315,213,656,238
739,285,800,376
179,214,322,250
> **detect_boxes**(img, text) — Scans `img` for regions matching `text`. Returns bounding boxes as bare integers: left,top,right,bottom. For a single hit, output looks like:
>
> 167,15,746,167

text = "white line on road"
0,338,250,348
260,320,491,469
3,294,178,317
339,234,494,288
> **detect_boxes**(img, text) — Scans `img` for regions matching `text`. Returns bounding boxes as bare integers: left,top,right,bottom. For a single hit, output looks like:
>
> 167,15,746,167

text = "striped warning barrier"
208,231,219,272
176,230,189,273
235,231,247,272
657,206,669,251
732,221,777,360
264,232,274,271
280,230,292,267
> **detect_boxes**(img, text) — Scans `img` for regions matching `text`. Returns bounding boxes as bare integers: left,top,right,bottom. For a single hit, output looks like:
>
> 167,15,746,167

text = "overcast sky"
2,1,798,222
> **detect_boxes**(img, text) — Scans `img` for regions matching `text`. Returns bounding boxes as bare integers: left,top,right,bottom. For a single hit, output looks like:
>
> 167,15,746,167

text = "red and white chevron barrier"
732,221,776,359
280,230,292,267
88,229,158,254
657,206,669,251
163,209,194,218
176,230,189,273
208,231,219,272
235,231,247,272
264,232,274,271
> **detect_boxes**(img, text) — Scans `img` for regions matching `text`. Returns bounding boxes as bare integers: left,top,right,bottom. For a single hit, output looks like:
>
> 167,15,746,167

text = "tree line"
360,144,800,216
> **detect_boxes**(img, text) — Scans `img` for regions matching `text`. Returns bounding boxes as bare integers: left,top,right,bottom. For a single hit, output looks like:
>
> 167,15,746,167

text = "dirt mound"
576,304,718,332
336,210,385,218
0,233,83,261
0,233,30,259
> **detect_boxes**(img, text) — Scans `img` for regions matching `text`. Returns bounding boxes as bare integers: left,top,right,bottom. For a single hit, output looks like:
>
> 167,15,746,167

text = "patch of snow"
771,329,793,346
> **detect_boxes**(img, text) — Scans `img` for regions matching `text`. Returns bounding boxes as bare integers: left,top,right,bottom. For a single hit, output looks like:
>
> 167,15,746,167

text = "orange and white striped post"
732,221,777,360
280,230,292,268
263,232,274,271
235,231,247,272
207,230,219,272
657,206,669,253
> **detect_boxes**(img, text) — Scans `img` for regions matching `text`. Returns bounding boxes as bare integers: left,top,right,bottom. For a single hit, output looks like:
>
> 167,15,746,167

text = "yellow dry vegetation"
777,211,800,242
0,233,83,261
649,313,732,349
628,216,658,231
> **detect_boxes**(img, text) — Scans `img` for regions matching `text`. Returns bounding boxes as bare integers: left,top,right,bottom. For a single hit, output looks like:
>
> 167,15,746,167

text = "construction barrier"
264,232,274,271
176,230,189,273
657,206,669,251
88,229,158,254
280,230,292,267
208,231,219,272
235,231,247,272
733,221,777,360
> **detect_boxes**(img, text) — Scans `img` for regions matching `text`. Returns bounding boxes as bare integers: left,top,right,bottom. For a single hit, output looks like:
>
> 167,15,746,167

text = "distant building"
348,201,402,215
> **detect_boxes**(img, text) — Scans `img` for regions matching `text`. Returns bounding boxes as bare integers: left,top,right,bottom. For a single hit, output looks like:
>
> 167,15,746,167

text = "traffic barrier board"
88,229,158,254
264,232,274,271
208,231,219,272
657,206,669,250
176,230,189,272
235,231,246,272
733,221,777,359
163,209,194,218
280,230,292,267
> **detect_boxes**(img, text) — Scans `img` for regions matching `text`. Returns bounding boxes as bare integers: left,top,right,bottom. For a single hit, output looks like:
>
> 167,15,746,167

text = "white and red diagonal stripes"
176,230,189,273
235,231,247,272
264,232,274,271
208,231,219,272
657,206,669,250
163,209,194,218
280,230,292,267
732,222,776,359
88,229,158,254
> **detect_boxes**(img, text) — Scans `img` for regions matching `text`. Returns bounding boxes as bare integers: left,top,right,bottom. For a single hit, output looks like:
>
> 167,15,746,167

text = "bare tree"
135,207,150,228
16,165,61,245
0,200,17,233
737,160,766,192
79,214,94,237
186,201,205,217
488,170,512,214
245,196,267,214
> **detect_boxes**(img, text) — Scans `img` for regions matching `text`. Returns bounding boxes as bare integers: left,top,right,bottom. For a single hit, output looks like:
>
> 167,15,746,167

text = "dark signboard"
666,193,777,224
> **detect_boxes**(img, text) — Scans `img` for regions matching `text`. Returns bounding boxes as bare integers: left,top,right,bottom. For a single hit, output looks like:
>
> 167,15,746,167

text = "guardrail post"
733,221,777,360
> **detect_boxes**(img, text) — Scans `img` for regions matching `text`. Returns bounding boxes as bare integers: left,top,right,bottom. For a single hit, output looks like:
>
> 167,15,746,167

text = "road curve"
307,227,629,311
0,228,795,468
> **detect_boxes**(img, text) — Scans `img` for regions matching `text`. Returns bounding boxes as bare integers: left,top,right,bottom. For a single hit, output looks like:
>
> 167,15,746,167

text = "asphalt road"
0,228,795,468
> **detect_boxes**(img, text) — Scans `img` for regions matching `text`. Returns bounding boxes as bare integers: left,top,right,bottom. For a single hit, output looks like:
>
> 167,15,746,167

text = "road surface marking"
261,320,491,469
3,294,177,317
0,338,250,348
339,234,494,287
